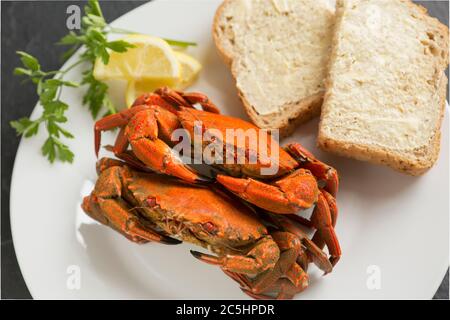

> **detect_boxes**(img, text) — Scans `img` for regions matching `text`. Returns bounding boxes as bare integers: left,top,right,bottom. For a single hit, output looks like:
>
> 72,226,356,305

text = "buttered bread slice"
318,0,449,175
214,0,336,137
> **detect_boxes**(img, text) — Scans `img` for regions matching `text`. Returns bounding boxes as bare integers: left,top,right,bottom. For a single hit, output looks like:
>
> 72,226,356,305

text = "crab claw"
94,105,153,157
190,250,221,265
82,195,181,245
216,169,318,214
191,236,279,275
158,236,182,245
82,164,183,246
286,143,339,197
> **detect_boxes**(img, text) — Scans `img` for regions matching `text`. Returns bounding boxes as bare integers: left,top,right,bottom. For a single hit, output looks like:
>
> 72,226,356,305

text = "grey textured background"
1,0,449,299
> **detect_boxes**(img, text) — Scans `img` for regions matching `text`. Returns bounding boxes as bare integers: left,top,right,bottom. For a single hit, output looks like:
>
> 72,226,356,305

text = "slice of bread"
213,0,336,137
318,0,449,175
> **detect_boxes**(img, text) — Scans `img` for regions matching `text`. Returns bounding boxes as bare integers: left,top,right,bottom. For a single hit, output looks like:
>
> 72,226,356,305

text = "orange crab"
82,158,332,299
93,87,341,265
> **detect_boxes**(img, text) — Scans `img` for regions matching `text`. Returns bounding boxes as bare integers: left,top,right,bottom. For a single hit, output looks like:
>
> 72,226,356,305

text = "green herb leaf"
56,124,75,138
41,136,74,163
14,67,32,76
81,69,110,118
85,0,104,19
58,32,82,46
43,100,68,117
106,40,135,52
10,118,37,136
164,39,197,48
86,13,106,28
39,80,59,104
42,137,57,163
16,51,40,71
25,121,40,137
56,143,75,162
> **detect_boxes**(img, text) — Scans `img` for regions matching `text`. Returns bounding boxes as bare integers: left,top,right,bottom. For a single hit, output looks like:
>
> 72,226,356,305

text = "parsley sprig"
11,0,196,164
58,0,135,118
11,51,79,163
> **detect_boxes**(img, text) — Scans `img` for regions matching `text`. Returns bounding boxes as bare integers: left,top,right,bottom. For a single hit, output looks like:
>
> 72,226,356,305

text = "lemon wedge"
93,34,180,82
125,51,202,107
173,51,202,89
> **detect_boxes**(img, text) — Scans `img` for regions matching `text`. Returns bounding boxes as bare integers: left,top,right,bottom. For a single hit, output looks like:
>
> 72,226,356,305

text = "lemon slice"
93,34,180,82
125,51,202,106
173,51,202,89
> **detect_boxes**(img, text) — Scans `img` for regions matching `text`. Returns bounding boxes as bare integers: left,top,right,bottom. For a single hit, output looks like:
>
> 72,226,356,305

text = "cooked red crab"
93,87,341,265
82,158,333,299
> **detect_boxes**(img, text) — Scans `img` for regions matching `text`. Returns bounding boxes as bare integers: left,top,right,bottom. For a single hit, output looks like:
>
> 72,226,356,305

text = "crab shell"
96,163,269,254
176,108,298,179
133,176,268,250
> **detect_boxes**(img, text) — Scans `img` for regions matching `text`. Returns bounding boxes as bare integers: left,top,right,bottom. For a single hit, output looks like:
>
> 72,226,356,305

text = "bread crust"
212,0,329,138
318,0,449,175
212,0,234,67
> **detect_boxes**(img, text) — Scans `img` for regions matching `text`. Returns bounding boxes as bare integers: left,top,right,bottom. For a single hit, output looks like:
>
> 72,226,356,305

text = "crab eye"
202,222,217,234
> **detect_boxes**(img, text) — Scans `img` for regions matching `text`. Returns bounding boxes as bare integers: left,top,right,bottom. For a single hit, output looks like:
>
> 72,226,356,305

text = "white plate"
10,0,449,299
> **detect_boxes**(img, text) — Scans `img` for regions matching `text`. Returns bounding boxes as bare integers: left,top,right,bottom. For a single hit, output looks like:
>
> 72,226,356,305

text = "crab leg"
286,143,339,197
96,157,127,175
243,267,309,300
156,87,194,108
181,92,221,114
296,244,310,272
216,169,319,214
155,87,221,114
234,232,309,300
242,277,304,300
111,127,129,156
132,92,179,114
309,190,341,266
191,235,280,275
246,232,307,293
309,190,338,251
270,214,333,273
222,269,252,289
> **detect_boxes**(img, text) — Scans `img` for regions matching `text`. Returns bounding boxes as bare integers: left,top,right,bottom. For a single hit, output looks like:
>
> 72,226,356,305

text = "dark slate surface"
1,0,448,299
